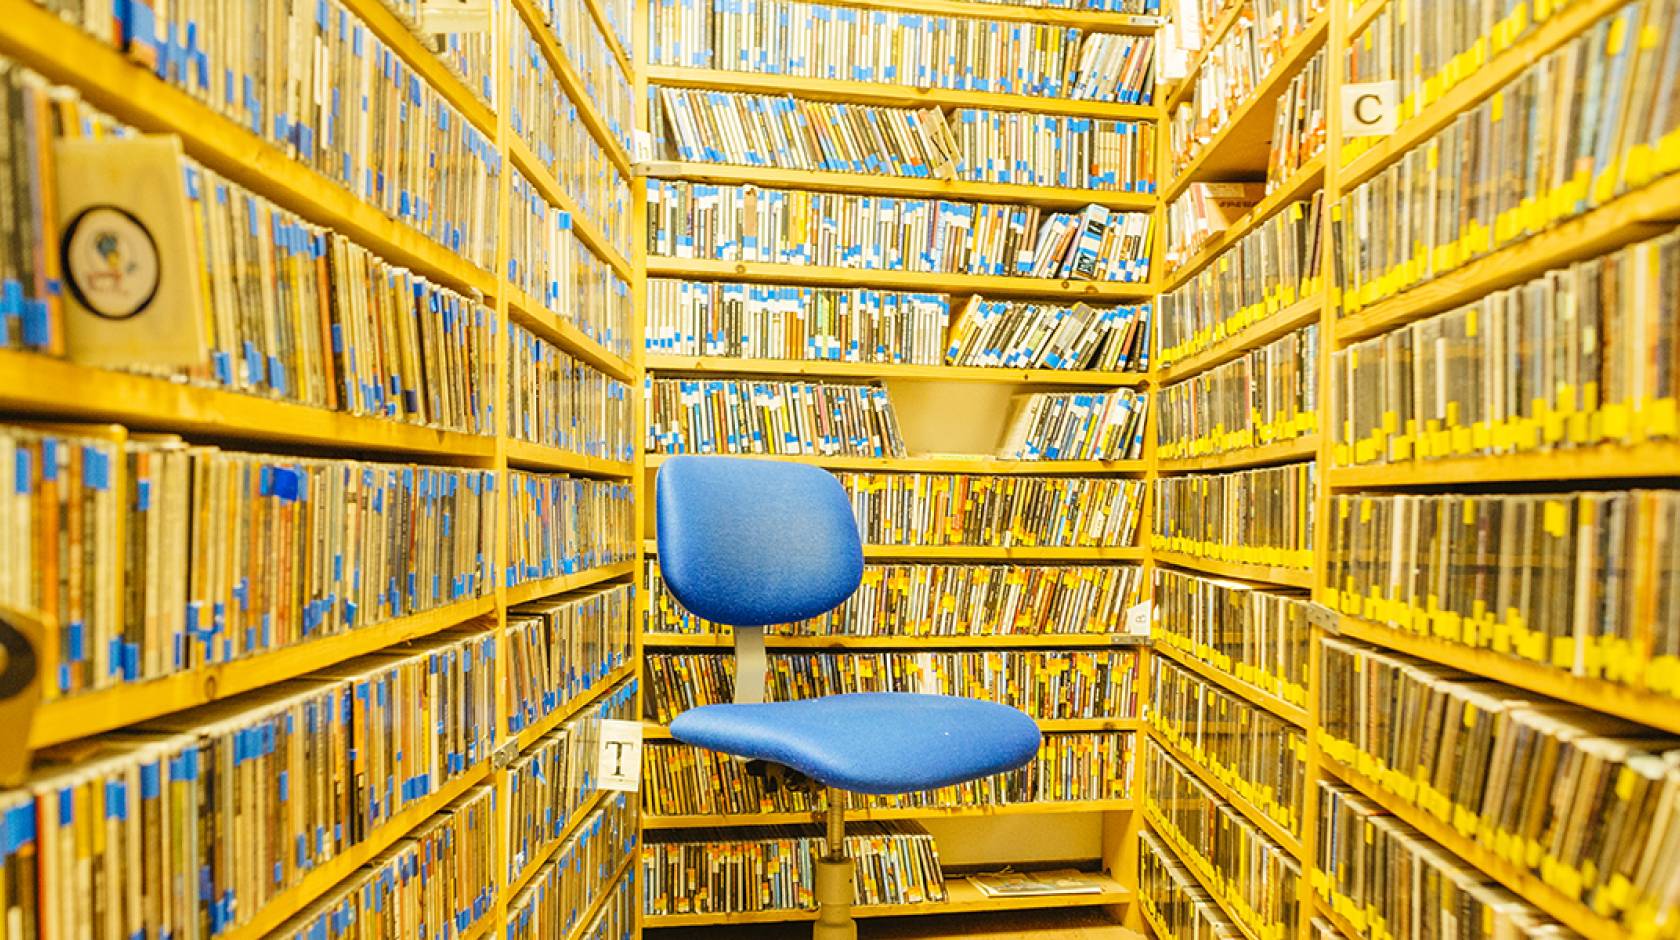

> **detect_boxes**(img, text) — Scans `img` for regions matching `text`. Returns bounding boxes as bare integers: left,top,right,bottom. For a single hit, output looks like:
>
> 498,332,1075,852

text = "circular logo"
62,205,162,320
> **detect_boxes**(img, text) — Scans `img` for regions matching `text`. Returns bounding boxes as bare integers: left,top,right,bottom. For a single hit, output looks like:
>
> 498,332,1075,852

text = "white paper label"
632,130,655,164
1125,601,1153,636
1342,81,1399,137
596,719,644,792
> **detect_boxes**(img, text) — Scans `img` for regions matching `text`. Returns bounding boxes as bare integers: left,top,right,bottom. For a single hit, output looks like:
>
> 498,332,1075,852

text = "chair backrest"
656,456,865,627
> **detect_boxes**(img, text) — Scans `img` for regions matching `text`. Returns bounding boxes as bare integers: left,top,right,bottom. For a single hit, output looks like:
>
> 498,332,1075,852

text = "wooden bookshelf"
644,161,1157,212
1160,155,1326,294
1146,724,1303,860
1160,11,1330,203
1335,168,1680,342
1336,0,1634,191
1150,641,1308,728
643,871,1133,928
1155,296,1322,385
642,718,1147,739
1156,435,1319,474
511,0,634,174
643,452,1147,475
581,0,635,76
514,661,640,750
3,1,647,939
504,288,636,382
505,559,638,608
567,855,638,940
1308,893,1368,940
728,0,1163,31
645,355,1150,387
0,350,498,460
505,789,616,901
1140,800,1268,940
642,539,1146,560
646,257,1157,299
1161,0,1244,113
644,66,1159,120
1318,757,1623,940
0,1,498,299
506,440,637,478
1151,551,1315,591
1332,615,1680,737
643,799,1137,830
509,138,633,279
28,595,496,748
218,764,492,940
1328,441,1680,487
642,633,1153,650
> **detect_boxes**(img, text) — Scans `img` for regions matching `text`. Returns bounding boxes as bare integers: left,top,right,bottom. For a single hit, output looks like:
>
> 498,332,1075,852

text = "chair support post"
813,789,856,940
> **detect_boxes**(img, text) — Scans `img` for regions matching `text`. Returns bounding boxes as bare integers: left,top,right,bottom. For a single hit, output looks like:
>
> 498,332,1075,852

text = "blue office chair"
656,455,1043,939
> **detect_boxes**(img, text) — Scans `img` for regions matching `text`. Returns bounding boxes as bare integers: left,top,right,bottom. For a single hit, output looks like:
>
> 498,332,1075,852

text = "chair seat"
667,693,1043,794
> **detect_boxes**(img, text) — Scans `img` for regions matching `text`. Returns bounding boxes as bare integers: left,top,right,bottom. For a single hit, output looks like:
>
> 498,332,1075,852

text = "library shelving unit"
1,0,644,937
1140,4,1330,939
1145,0,1680,939
632,0,1166,931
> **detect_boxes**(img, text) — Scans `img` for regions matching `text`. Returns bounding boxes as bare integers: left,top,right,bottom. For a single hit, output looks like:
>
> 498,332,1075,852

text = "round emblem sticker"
62,205,161,320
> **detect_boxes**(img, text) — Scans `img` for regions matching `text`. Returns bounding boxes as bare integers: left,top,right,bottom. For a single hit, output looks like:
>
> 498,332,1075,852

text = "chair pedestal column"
813,793,857,940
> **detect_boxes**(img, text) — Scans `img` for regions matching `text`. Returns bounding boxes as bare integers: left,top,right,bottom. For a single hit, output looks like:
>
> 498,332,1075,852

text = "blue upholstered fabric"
669,693,1043,793
656,456,864,626
656,455,1042,794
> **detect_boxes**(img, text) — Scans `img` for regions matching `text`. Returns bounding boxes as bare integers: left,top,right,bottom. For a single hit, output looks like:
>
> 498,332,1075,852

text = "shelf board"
1309,892,1369,940
217,763,490,940
504,559,638,607
503,288,636,381
1156,296,1322,385
641,161,1156,212
1145,724,1303,859
1318,756,1624,940
644,355,1148,387
1336,174,1680,343
565,855,636,940
0,1,496,299
645,258,1154,300
580,0,635,78
1152,551,1315,591
0,351,497,460
1151,641,1308,728
29,596,495,748
645,65,1158,120
642,869,1132,927
1160,155,1325,293
1338,0,1633,193
1161,0,1246,114
642,539,1145,560
1157,435,1319,475
642,633,1154,650
643,452,1146,475
341,0,497,136
1161,12,1330,205
1140,803,1264,940
643,718,1145,740
509,139,632,279
1333,615,1680,737
1328,441,1680,487
504,789,614,901
506,440,635,478
1346,0,1384,36
510,0,633,175
643,799,1136,830
512,661,638,750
